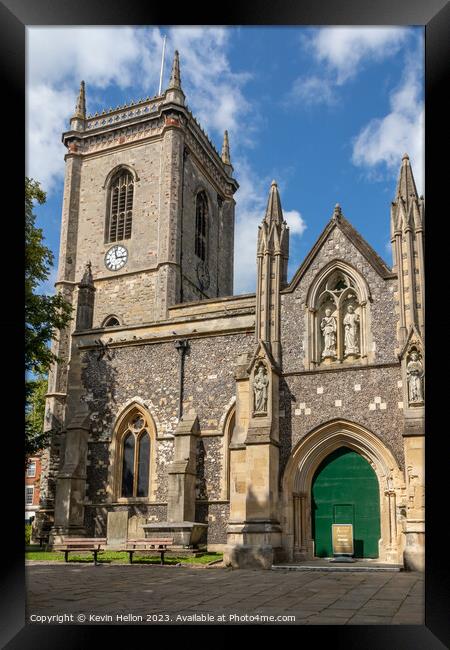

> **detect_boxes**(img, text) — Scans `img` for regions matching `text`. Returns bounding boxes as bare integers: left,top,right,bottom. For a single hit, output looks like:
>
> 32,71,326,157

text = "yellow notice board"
332,524,354,555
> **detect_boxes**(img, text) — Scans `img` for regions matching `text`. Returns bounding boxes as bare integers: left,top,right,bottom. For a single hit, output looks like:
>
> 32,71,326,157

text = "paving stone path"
26,563,424,625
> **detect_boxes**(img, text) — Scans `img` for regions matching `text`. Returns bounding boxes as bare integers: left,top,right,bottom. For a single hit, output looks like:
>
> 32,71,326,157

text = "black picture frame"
3,0,448,647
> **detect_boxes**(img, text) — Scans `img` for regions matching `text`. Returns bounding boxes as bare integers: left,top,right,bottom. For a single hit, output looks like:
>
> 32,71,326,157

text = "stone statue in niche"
253,364,269,413
343,304,360,355
406,350,424,405
320,308,337,358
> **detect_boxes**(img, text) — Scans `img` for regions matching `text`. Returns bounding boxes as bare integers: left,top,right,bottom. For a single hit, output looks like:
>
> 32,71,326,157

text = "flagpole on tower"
158,34,167,96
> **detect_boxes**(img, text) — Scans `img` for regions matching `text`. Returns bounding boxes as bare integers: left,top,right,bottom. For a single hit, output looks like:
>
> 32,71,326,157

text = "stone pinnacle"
73,80,86,120
168,50,181,90
221,130,231,165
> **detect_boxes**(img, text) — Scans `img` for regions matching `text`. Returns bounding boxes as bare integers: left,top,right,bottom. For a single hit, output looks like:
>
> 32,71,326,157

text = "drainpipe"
175,339,189,419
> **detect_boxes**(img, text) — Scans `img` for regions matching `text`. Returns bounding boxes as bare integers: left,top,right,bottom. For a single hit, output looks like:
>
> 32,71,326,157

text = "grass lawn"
25,546,222,565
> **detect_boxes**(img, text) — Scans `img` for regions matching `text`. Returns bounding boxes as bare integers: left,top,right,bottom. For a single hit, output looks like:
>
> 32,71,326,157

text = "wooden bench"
35,535,49,548
124,537,174,565
53,538,107,565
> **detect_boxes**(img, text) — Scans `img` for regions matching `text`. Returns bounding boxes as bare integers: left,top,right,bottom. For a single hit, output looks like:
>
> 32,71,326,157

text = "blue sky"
27,26,424,295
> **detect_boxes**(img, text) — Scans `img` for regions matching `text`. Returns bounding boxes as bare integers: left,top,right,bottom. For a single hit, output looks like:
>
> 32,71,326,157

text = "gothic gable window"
306,263,372,368
195,191,208,262
115,409,153,499
106,169,134,243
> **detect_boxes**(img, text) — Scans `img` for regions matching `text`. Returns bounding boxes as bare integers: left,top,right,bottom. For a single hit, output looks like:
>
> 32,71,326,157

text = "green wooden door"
311,447,381,558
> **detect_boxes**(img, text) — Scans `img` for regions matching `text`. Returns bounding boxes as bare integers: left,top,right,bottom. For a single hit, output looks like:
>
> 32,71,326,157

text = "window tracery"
307,264,371,368
117,410,151,499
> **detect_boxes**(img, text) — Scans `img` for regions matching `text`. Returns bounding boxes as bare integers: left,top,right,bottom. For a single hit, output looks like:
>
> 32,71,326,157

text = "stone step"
272,563,403,572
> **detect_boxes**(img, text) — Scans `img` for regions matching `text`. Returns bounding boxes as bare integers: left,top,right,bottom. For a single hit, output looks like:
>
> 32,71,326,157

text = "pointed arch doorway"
311,446,381,558
281,420,404,564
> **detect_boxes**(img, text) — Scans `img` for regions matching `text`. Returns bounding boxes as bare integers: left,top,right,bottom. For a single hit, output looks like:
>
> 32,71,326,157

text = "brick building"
37,52,425,570
25,454,42,523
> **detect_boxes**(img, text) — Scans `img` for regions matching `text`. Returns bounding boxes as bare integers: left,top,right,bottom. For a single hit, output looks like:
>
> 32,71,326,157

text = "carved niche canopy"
308,267,368,366
253,362,269,415
399,325,425,409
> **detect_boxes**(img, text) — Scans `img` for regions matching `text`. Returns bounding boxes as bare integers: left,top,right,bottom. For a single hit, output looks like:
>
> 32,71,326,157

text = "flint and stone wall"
279,365,404,482
80,332,251,543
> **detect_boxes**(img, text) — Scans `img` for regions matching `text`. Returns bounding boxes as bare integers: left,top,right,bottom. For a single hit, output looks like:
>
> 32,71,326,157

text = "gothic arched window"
106,170,134,243
306,263,372,368
223,409,236,501
195,191,208,261
102,315,120,328
118,412,151,498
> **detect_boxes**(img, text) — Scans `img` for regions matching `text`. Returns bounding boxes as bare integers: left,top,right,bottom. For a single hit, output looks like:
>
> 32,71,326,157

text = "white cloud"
26,27,252,194
287,75,337,107
284,210,307,236
168,27,252,141
351,60,424,194
26,83,75,191
288,27,410,107
27,27,162,192
308,27,409,84
27,27,160,89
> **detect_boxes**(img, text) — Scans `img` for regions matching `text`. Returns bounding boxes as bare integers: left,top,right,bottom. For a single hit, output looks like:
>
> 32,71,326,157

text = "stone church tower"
39,51,424,572
39,52,238,534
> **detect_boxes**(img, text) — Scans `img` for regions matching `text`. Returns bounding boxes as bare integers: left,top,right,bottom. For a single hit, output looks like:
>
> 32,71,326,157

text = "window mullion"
337,305,342,361
133,433,138,497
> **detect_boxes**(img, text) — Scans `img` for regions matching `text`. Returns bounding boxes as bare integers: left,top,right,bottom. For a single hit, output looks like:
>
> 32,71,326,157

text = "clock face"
105,245,128,271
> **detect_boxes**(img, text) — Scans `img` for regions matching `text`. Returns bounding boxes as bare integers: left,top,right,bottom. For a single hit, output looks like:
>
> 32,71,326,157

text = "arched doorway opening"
281,420,405,564
311,446,381,558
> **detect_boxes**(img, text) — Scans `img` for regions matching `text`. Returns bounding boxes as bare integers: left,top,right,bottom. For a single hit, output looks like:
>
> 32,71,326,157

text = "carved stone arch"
281,419,404,564
192,181,216,209
306,259,371,309
111,396,162,436
102,164,140,189
106,400,158,504
193,182,210,199
305,259,373,368
339,285,359,308
103,165,138,244
218,397,236,500
101,314,121,328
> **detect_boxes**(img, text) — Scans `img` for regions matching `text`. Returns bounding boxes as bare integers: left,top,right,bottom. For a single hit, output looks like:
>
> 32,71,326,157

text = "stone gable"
281,222,398,373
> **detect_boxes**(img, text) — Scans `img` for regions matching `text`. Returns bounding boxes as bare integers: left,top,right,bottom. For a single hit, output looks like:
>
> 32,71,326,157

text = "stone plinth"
224,520,283,569
143,521,208,547
147,412,208,548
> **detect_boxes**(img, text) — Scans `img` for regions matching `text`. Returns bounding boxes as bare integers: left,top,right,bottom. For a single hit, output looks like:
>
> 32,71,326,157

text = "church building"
37,51,425,570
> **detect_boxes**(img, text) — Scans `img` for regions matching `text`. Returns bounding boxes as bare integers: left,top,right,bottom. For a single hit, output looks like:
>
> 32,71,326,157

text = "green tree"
25,177,72,458
25,374,49,457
